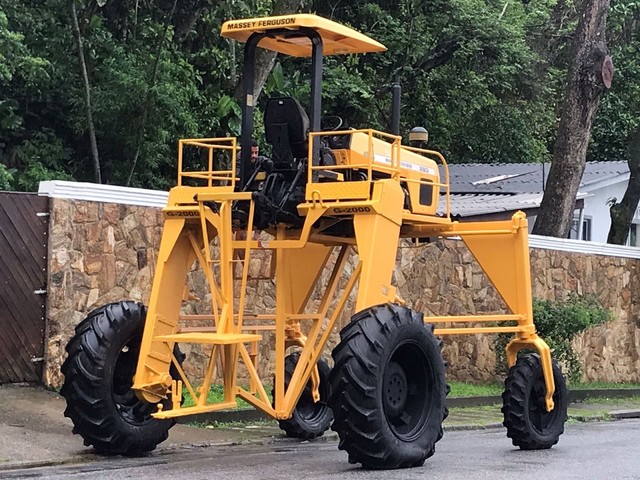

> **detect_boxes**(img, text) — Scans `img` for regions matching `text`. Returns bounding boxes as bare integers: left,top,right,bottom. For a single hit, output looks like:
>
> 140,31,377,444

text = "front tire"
276,352,333,439
60,301,179,455
329,303,447,469
501,353,568,450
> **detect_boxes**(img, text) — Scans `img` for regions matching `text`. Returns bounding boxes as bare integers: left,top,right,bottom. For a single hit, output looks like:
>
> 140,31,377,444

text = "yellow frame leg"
506,336,556,411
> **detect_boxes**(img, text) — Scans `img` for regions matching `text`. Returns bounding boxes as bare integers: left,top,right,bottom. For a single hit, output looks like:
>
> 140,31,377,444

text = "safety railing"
307,129,403,186
177,137,238,188
306,129,451,217
402,144,451,219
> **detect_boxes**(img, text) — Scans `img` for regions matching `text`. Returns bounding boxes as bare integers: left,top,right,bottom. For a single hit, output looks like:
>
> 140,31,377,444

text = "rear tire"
501,353,568,450
276,352,333,439
61,301,181,455
329,303,447,469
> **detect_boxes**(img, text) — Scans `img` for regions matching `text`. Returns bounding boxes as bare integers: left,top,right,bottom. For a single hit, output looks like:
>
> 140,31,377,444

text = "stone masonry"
45,198,640,388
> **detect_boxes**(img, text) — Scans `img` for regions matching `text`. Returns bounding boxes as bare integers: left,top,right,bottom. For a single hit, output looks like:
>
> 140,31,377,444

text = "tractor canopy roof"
221,14,387,57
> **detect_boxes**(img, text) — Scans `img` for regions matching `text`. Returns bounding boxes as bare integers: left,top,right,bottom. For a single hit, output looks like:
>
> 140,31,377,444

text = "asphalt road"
2,419,639,480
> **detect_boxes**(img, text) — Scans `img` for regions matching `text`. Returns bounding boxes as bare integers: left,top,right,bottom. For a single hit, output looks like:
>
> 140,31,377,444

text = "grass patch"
182,384,272,409
568,408,611,421
448,404,502,412
581,395,640,406
571,382,640,390
448,381,503,397
447,381,640,399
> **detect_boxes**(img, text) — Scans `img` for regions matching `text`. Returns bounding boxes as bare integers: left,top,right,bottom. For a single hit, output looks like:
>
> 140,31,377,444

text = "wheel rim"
112,334,155,425
382,340,432,441
384,361,408,417
528,374,563,435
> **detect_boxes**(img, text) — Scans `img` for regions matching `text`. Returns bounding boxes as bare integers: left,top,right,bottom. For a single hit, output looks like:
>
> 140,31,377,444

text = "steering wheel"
320,115,344,131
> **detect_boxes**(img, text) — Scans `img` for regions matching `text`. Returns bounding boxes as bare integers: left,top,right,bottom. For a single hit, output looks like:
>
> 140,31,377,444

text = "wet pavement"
0,383,638,474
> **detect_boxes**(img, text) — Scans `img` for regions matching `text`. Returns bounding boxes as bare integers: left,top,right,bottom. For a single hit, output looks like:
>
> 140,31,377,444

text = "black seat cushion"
264,97,310,166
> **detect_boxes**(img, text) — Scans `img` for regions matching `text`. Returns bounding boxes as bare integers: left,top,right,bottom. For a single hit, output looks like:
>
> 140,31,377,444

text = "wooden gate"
0,192,49,383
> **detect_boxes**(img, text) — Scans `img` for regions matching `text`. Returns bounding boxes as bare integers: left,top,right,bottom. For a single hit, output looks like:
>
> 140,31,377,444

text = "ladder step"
154,332,262,345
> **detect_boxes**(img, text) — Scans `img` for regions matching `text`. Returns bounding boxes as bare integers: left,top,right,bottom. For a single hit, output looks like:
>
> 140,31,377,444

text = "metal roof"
221,14,387,57
440,193,541,217
440,191,589,218
444,161,628,195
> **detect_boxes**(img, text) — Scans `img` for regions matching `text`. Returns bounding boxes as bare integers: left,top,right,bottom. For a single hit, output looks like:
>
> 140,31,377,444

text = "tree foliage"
589,0,640,161
495,293,612,382
0,0,636,193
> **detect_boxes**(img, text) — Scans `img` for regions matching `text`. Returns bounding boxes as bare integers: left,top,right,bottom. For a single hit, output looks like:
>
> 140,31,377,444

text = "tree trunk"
531,0,611,238
252,49,278,99
126,0,178,186
607,126,640,244
234,0,305,100
70,0,102,184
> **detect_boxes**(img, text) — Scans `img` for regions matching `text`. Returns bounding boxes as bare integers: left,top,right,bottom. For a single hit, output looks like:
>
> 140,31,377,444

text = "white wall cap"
529,234,640,259
38,180,169,208
37,181,640,259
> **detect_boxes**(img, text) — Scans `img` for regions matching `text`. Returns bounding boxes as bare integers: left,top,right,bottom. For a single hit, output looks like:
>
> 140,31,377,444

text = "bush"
495,293,612,382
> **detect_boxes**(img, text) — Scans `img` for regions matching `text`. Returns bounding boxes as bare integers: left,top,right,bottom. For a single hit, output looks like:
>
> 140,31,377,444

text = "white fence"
39,180,640,260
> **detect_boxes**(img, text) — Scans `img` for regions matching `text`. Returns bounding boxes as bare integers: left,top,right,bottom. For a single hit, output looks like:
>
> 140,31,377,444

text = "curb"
178,409,270,425
444,422,504,431
568,388,640,402
177,388,640,426
0,457,90,472
609,409,640,419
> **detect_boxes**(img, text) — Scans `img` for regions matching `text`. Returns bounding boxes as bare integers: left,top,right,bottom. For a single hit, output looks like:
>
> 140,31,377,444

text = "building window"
583,218,592,241
570,216,591,241
630,224,638,247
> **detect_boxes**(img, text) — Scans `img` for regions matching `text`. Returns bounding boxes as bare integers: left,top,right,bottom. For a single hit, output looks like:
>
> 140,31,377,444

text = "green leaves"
0,163,15,190
495,293,612,382
306,0,561,163
0,0,634,190
589,0,640,161
0,100,22,130
216,96,241,136
217,95,241,118
10,130,74,191
532,294,612,382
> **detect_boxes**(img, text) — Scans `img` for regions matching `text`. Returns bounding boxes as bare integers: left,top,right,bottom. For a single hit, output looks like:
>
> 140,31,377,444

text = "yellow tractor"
61,14,568,470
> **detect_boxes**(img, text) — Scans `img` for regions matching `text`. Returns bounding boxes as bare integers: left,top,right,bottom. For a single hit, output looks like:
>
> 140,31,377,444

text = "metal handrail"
402,145,451,219
178,137,238,188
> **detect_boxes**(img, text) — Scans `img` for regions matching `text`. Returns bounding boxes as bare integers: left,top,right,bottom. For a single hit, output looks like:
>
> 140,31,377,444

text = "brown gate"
0,192,49,383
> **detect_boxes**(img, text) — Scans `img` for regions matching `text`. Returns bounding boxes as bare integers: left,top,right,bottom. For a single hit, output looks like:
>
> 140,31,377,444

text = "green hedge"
495,293,612,382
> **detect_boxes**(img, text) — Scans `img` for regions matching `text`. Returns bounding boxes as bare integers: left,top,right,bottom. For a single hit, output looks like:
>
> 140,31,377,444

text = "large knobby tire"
329,303,448,470
60,301,181,455
276,352,333,439
501,353,568,450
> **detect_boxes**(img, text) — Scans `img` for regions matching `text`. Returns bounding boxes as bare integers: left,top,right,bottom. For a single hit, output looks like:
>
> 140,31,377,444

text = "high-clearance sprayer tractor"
61,14,568,470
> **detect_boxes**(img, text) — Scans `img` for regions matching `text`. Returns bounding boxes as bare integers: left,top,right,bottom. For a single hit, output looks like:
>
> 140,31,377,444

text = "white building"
444,161,638,245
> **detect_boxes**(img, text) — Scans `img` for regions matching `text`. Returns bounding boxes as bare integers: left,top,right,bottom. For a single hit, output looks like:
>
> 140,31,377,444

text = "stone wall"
44,198,640,388
46,200,164,386
531,250,640,382
395,240,640,382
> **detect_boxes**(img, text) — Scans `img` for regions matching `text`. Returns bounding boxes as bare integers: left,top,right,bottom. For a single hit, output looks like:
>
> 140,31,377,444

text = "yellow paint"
221,14,386,57
128,14,558,423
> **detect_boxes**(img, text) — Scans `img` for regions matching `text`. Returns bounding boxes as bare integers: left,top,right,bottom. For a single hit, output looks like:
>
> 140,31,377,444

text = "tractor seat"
264,96,309,168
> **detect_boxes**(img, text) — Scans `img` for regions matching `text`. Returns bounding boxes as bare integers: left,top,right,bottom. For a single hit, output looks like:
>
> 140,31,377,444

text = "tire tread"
329,303,448,469
61,301,174,455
